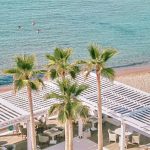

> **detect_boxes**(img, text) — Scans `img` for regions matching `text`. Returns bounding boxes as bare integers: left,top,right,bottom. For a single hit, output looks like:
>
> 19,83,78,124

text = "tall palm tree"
78,43,117,150
4,55,44,150
45,79,89,150
45,47,80,149
45,47,80,80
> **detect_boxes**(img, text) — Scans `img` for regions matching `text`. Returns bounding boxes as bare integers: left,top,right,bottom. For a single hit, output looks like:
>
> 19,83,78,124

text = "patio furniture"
38,134,49,145
18,125,27,139
4,144,16,150
58,129,65,138
44,128,63,144
46,124,57,129
14,123,21,135
83,129,91,138
35,119,41,127
89,117,98,131
108,129,117,142
115,128,132,136
132,133,140,145
20,122,27,128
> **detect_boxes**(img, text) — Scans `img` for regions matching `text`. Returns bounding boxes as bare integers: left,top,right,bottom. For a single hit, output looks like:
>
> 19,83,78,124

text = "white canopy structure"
0,72,150,150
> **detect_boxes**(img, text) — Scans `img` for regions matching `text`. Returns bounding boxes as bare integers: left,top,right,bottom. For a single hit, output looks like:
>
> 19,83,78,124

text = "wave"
112,61,150,69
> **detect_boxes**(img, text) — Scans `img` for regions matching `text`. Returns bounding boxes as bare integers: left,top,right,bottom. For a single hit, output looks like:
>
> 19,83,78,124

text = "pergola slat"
0,72,150,137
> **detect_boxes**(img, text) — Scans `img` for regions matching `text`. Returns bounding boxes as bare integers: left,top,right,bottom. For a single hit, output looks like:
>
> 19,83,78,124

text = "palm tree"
78,43,117,150
45,47,80,149
3,55,44,150
45,79,89,150
45,47,80,80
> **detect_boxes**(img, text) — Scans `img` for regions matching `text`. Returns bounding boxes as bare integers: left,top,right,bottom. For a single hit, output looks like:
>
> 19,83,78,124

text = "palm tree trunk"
65,120,69,150
68,119,73,150
96,70,103,150
27,86,36,150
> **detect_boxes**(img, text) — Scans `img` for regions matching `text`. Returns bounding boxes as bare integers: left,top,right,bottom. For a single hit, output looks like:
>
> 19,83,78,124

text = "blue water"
0,0,150,85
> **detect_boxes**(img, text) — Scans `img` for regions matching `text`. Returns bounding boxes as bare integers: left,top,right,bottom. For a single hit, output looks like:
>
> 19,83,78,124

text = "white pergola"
0,72,150,150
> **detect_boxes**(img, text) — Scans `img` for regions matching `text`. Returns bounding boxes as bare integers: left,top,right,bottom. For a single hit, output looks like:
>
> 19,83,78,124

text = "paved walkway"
0,135,25,145
44,137,150,150
44,137,98,150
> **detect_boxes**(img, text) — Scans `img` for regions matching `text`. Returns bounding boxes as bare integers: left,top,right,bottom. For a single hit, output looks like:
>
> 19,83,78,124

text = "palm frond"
15,55,35,71
69,65,80,79
101,48,117,62
63,48,72,61
75,84,88,96
3,68,18,75
75,60,87,65
44,92,64,100
48,103,60,116
57,79,69,94
37,78,45,86
58,109,67,123
101,67,115,80
69,83,77,94
54,47,63,59
50,69,57,79
14,79,28,93
88,44,100,59
46,54,56,61
82,61,95,78
29,81,39,91
77,105,89,120
33,69,46,75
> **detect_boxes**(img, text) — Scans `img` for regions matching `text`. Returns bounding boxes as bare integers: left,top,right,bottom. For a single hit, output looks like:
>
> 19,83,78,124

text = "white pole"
78,118,83,138
27,120,32,150
120,118,125,150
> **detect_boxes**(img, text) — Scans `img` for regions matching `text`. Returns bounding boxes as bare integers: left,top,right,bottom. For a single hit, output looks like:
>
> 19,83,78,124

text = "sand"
115,65,150,93
0,65,149,93
0,85,12,93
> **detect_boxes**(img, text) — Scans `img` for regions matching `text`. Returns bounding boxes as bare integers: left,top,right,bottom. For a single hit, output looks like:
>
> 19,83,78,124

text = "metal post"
27,120,32,150
120,118,125,150
78,118,83,138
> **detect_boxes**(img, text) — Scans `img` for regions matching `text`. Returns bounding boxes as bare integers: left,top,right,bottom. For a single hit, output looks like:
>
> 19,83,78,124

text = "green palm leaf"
101,67,115,80
49,103,61,116
45,78,89,123
3,54,44,92
101,48,117,62
14,79,27,93
88,44,100,59
45,47,80,80
44,92,64,100
75,84,88,96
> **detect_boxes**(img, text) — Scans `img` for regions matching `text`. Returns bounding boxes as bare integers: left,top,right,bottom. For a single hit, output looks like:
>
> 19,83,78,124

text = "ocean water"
0,0,150,85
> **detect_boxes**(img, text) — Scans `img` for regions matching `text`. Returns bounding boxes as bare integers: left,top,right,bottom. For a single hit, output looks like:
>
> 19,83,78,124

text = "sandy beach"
115,65,150,93
0,65,149,94
0,85,12,93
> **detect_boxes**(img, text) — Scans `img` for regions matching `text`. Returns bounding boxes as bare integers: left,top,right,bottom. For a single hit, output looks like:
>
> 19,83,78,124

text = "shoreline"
0,64,149,93
0,85,12,93
115,64,150,76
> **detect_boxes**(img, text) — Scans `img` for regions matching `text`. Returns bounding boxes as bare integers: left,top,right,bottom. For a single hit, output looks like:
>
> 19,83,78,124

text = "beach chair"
108,129,117,142
38,134,49,145
132,133,140,145
18,125,27,139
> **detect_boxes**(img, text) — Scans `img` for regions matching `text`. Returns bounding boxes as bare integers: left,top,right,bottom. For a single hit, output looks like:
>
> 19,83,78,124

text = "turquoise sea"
0,0,150,85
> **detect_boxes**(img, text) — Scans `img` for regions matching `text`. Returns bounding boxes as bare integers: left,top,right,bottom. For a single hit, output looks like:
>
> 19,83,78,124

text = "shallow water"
0,0,150,85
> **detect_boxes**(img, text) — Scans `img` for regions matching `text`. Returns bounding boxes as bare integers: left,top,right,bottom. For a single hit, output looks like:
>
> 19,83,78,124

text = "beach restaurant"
0,72,150,150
